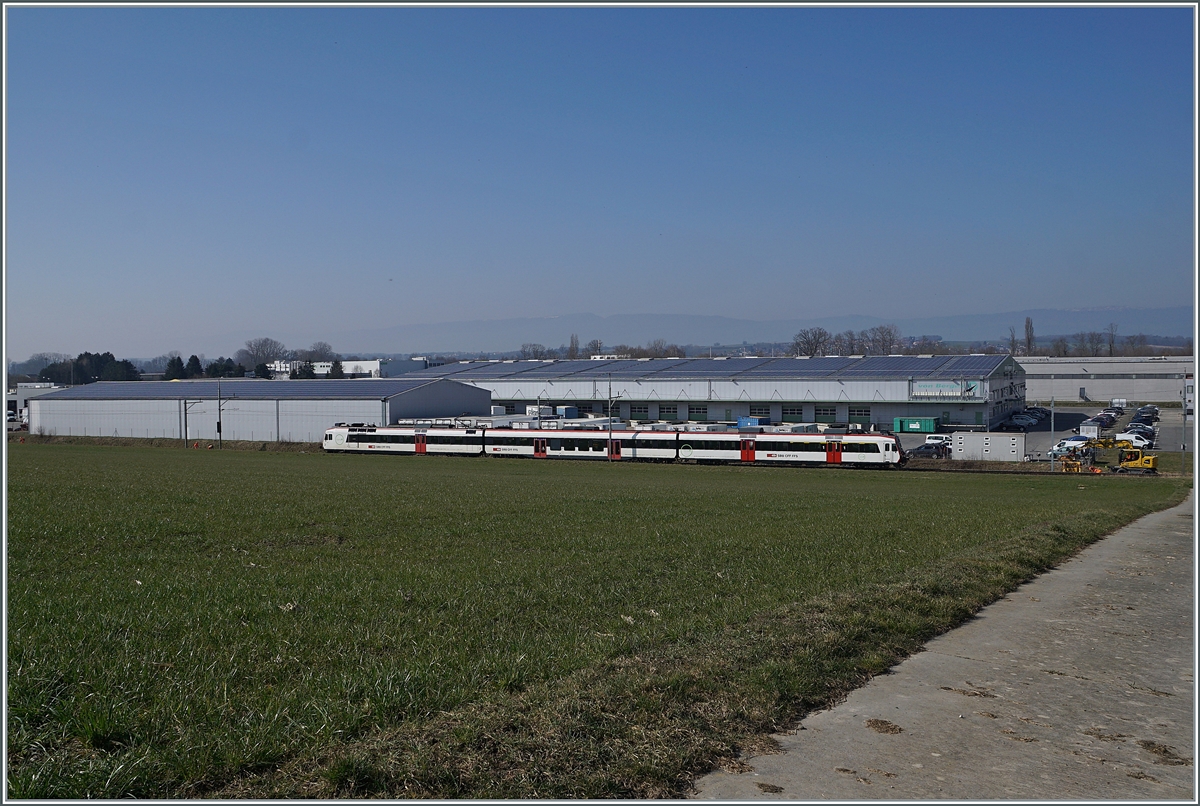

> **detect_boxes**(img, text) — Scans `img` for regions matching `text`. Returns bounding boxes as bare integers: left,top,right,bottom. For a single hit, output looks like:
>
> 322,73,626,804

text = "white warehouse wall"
29,399,183,439
30,398,386,443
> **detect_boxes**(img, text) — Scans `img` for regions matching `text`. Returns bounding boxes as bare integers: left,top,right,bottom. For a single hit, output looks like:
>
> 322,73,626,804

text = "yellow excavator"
1058,438,1158,474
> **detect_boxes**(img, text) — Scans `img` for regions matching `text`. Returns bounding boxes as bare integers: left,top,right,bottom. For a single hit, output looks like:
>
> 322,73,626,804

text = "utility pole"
217,377,223,449
1049,394,1055,472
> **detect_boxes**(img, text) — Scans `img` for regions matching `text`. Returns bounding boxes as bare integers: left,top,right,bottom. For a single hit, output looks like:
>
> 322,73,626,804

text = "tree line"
1006,318,1191,357
24,338,355,385
518,335,687,360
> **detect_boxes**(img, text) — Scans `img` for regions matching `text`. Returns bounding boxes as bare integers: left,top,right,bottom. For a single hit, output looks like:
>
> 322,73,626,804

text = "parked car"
1093,413,1117,426
1053,436,1091,451
1123,424,1156,438
1113,433,1151,449
908,443,949,459
1010,414,1039,427
995,421,1027,432
1130,416,1156,427
1026,406,1051,417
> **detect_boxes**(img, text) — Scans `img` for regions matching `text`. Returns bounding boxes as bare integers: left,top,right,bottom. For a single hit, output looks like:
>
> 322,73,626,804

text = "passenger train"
323,423,906,468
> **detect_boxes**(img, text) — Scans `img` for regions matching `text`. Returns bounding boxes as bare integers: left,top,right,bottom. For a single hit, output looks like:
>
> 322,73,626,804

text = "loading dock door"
740,438,755,462
825,440,842,464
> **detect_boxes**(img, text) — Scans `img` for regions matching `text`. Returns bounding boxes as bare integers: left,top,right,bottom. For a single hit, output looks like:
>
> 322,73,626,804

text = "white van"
925,434,953,446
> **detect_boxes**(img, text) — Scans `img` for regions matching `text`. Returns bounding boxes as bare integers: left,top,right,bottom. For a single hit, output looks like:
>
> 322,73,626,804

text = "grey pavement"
694,492,1195,800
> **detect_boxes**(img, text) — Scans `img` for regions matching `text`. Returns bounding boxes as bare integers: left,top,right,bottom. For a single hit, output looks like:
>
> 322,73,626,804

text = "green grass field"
5,443,1190,797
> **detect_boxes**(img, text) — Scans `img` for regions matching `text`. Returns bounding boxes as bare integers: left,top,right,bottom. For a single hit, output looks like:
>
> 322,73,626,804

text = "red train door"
825,439,842,464
608,439,622,460
415,433,427,455
534,438,548,458
740,438,755,462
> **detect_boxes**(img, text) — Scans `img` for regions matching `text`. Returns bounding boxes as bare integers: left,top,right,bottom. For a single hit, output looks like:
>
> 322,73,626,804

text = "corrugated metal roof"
35,378,449,401
404,355,1012,382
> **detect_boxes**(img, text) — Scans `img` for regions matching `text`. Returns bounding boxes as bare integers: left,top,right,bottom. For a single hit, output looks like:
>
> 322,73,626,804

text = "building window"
814,405,837,423
750,404,771,417
848,405,871,424
782,405,805,422
630,404,649,418
688,405,708,421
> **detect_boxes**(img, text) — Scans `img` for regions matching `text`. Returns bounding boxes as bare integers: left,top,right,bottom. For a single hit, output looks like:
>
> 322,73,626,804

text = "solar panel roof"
403,354,1011,383
36,378,454,401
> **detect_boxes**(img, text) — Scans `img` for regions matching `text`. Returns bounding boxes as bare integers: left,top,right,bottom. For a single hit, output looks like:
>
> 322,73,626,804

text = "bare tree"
1085,331,1105,356
831,330,858,355
867,324,901,356
1104,323,1118,357
305,341,338,362
566,334,580,360
1024,317,1035,356
1008,326,1019,356
1123,333,1149,356
1051,336,1070,357
520,343,549,359
236,337,287,368
584,339,604,357
791,327,832,356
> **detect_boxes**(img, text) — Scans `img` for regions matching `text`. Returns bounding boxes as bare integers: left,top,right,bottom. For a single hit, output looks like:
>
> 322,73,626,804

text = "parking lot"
897,406,1193,468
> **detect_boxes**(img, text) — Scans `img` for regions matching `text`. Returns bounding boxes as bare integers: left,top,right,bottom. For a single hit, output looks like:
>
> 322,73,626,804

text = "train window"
842,442,880,453
550,439,562,450
324,433,332,441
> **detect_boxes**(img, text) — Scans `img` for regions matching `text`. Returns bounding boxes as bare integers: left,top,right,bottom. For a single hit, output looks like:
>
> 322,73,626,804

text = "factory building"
1015,356,1194,405
27,378,491,443
404,354,1024,432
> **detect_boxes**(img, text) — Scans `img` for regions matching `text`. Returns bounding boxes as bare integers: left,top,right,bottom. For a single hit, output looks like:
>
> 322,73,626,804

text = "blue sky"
4,5,1194,359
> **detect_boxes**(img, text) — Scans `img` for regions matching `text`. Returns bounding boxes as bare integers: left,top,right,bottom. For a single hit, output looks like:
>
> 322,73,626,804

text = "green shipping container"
893,416,940,433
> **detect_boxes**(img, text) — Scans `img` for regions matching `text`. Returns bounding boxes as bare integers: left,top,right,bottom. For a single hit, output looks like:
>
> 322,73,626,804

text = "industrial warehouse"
21,354,1025,442
1014,355,1193,405
404,354,1027,433
26,378,491,443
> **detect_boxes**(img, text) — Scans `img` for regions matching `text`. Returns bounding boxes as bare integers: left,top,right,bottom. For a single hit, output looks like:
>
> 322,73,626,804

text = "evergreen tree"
164,356,186,380
100,360,141,381
328,359,345,379
185,355,204,378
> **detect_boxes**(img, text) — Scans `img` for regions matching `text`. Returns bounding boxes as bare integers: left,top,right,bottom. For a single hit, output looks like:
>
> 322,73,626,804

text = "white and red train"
323,424,906,468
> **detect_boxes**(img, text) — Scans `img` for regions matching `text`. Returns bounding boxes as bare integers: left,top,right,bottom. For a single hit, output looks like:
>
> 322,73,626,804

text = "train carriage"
325,424,904,468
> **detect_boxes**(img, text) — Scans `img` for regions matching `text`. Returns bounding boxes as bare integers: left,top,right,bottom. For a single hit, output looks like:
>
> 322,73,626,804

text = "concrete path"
694,494,1195,801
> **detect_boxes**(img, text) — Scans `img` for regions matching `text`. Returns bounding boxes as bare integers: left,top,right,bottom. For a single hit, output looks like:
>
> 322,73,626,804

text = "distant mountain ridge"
319,307,1193,355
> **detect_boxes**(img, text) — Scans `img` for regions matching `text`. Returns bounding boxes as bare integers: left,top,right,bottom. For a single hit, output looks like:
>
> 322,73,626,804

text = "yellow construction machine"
1058,438,1158,474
